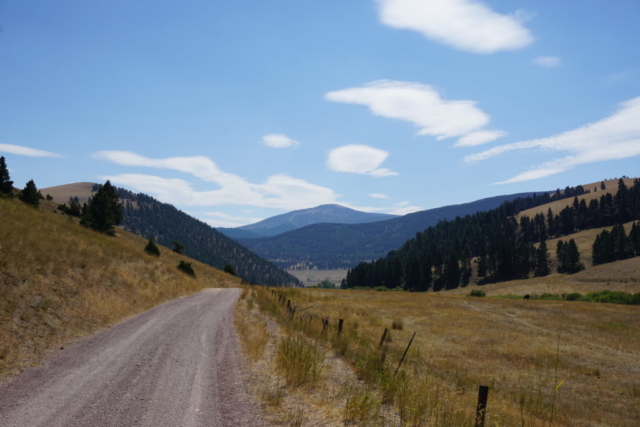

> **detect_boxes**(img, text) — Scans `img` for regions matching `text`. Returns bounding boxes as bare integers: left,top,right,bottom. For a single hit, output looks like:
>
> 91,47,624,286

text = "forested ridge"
115,188,300,287
240,192,540,269
343,179,640,291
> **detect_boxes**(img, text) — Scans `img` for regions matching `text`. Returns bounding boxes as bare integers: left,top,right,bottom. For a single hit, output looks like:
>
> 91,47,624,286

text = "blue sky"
1,0,639,227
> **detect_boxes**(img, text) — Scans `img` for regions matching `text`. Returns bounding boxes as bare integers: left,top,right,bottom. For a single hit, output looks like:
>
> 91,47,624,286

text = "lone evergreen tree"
0,156,13,196
80,180,123,235
223,263,236,276
19,179,43,207
144,238,161,256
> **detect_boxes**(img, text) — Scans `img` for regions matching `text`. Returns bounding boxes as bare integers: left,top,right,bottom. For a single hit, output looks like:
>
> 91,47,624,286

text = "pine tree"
144,238,161,256
0,156,14,196
534,239,550,277
558,239,584,274
19,179,43,207
80,180,123,235
630,222,640,256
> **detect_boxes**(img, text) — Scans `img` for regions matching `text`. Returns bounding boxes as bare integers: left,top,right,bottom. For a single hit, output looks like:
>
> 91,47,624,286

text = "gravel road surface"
0,288,265,427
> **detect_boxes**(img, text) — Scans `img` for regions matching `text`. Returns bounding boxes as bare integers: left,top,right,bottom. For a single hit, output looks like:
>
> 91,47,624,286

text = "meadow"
248,286,640,426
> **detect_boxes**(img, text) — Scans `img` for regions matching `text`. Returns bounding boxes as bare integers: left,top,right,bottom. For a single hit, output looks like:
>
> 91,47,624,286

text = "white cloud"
455,130,507,147
375,0,534,54
0,143,62,158
199,211,264,228
463,97,640,183
326,145,398,177
388,202,422,215
94,151,340,210
261,134,300,148
369,193,389,199
326,80,503,141
533,56,561,68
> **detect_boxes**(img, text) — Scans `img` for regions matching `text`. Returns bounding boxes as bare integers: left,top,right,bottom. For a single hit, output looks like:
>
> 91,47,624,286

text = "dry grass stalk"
275,334,325,389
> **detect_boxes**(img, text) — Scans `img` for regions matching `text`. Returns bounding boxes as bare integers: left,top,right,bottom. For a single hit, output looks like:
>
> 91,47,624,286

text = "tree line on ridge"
342,179,640,291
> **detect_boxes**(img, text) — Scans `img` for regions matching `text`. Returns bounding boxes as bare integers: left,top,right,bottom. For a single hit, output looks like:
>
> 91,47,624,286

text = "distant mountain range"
237,192,540,269
218,204,398,239
43,183,300,287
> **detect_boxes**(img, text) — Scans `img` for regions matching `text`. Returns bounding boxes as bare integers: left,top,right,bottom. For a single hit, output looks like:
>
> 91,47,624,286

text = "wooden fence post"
337,319,344,336
322,318,329,333
475,385,489,427
394,332,416,377
378,328,389,350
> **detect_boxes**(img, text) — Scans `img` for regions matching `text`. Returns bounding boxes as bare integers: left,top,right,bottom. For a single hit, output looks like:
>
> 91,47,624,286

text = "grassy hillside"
0,196,240,379
43,183,300,287
518,178,635,219
42,182,96,204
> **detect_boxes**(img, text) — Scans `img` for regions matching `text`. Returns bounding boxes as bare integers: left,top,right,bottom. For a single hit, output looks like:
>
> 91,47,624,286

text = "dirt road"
0,288,265,427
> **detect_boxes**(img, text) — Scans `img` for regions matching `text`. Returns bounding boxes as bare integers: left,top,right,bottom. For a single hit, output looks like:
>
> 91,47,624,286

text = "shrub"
144,238,160,257
177,260,196,277
391,319,404,330
564,292,582,301
468,289,486,297
223,263,236,276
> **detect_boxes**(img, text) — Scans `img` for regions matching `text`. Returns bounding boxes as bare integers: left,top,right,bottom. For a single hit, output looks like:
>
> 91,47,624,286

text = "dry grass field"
256,286,640,426
0,196,240,379
518,178,636,219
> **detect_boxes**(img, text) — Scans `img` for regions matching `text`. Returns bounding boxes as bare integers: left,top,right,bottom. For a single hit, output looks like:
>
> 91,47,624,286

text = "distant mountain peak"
219,204,398,238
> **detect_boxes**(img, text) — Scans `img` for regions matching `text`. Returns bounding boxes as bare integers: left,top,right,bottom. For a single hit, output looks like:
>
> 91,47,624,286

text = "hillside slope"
43,183,300,287
240,192,540,269
219,204,398,238
0,195,240,378
342,178,640,292
518,177,635,218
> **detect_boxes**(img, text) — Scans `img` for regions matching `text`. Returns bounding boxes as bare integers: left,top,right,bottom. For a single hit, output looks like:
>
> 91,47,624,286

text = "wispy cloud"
533,56,561,68
326,145,398,177
455,130,507,147
375,0,534,54
261,134,300,148
326,80,505,145
0,143,62,158
369,193,389,199
94,151,340,209
602,70,637,86
464,97,640,184
200,211,264,228
388,201,422,215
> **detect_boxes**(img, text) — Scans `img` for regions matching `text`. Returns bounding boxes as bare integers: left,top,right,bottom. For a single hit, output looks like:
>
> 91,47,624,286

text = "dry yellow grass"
42,182,96,204
519,178,636,219
234,288,269,362
0,196,240,379
262,287,640,426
